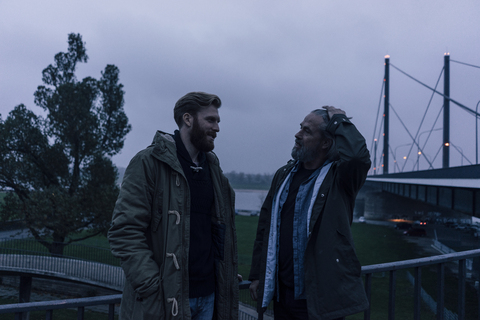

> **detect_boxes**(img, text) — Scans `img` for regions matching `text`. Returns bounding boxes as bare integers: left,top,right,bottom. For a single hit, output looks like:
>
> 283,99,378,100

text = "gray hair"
311,108,339,161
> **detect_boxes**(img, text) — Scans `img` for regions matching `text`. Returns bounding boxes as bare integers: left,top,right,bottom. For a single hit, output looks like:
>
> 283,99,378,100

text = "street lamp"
416,128,442,170
417,151,422,171
394,143,412,173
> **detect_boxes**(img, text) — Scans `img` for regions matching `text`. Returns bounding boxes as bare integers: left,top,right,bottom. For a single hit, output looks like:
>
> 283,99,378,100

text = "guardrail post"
414,267,421,320
19,276,32,320
77,306,85,320
477,259,480,320
389,270,396,320
437,263,445,320
364,273,372,320
109,303,116,320
458,259,466,320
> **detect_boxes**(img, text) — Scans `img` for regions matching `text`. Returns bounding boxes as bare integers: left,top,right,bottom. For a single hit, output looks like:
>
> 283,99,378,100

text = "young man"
109,92,238,320
249,106,370,320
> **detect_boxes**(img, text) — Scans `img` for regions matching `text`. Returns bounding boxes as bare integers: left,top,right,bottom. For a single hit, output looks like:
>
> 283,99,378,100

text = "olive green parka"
108,131,238,320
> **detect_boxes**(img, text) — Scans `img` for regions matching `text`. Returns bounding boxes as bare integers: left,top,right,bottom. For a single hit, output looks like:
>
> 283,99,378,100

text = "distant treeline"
117,167,273,190
224,171,273,190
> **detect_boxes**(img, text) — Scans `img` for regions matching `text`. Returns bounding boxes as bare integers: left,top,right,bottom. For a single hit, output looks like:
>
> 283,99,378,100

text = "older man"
109,92,238,320
249,106,370,320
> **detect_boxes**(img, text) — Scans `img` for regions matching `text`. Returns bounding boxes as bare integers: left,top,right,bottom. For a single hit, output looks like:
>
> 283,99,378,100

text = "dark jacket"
249,114,370,319
108,131,238,320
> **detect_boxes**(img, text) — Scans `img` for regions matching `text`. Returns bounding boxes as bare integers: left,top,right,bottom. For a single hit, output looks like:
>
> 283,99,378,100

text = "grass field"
235,216,478,319
236,216,425,281
1,216,478,319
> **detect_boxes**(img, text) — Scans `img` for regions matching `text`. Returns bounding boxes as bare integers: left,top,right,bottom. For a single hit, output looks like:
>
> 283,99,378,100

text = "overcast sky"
1,0,479,174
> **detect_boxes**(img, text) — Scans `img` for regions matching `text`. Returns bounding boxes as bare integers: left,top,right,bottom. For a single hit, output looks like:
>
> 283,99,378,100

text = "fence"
0,284,260,320
0,254,124,291
406,271,459,320
0,294,121,320
361,248,480,320
1,241,480,319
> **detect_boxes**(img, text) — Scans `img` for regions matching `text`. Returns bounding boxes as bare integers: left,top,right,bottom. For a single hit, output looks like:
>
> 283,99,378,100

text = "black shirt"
174,130,215,298
278,164,315,289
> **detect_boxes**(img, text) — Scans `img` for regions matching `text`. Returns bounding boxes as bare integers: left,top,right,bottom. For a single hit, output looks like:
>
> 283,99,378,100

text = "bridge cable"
413,106,444,170
389,103,435,169
450,59,480,70
411,126,442,171
411,109,443,171
401,68,444,171
370,116,384,174
370,78,385,173
430,144,443,165
450,142,473,165
375,116,385,173
389,144,403,173
390,63,480,118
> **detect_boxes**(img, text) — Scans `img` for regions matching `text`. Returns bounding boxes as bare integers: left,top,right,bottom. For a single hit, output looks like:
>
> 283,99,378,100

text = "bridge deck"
368,177,480,188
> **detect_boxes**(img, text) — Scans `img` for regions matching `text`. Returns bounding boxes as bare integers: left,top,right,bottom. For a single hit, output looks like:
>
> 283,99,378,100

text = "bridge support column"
443,53,450,168
19,276,32,320
384,55,390,174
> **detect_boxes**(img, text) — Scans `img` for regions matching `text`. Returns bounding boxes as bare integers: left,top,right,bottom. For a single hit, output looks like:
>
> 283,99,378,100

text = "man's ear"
183,113,193,128
322,138,332,150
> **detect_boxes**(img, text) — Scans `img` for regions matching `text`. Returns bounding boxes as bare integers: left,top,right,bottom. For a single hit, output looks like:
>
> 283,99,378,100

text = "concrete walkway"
0,254,124,291
0,229,31,240
0,228,124,291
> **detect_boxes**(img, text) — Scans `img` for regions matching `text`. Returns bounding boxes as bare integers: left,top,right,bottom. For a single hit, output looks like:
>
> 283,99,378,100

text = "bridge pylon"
443,53,450,168
383,55,390,174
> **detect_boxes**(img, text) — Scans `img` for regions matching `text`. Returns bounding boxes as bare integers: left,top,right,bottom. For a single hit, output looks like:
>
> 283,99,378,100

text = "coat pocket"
152,210,162,232
135,289,165,320
334,229,361,277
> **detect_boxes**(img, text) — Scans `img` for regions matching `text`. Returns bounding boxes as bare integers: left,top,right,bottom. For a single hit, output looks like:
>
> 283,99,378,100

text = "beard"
291,140,320,163
190,118,215,152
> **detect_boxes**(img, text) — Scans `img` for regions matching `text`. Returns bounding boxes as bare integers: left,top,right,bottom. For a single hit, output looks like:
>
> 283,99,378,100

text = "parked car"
413,220,427,227
395,222,412,230
403,228,427,237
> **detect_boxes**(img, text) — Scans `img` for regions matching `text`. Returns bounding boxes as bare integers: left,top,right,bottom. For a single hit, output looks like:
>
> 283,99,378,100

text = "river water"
234,189,268,212
235,185,473,224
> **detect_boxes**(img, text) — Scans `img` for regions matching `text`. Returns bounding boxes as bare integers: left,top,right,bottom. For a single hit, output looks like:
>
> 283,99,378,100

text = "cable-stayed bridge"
367,54,480,221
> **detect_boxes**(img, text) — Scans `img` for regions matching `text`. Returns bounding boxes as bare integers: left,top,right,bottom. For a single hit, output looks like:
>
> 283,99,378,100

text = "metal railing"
1,250,480,319
0,254,124,291
0,294,121,320
361,248,480,320
0,284,254,320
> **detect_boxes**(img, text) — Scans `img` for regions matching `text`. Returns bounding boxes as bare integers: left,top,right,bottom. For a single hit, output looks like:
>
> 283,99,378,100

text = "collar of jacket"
149,130,221,172
173,130,209,167
275,159,335,233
